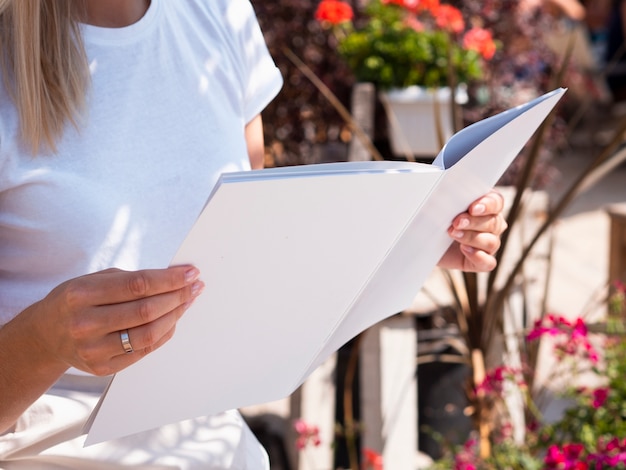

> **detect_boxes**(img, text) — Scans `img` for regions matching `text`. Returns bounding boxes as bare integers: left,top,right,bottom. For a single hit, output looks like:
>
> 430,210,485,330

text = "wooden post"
608,204,626,284
296,355,338,470
348,82,376,162
360,314,418,468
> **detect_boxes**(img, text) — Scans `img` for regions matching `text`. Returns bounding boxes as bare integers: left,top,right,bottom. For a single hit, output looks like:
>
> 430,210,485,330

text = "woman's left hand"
437,190,508,272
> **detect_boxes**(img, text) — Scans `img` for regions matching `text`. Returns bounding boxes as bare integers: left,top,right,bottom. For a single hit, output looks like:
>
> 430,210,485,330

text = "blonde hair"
0,0,89,153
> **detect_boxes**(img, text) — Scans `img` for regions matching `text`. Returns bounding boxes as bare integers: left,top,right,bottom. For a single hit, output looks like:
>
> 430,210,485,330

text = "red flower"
462,27,496,60
362,448,384,470
315,0,354,25
417,0,440,12
433,4,465,34
382,0,438,13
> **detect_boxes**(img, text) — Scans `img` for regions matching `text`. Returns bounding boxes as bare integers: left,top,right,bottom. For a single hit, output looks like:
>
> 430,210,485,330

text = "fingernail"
185,267,200,284
457,217,470,229
461,245,475,254
191,280,204,296
451,230,464,239
472,204,485,215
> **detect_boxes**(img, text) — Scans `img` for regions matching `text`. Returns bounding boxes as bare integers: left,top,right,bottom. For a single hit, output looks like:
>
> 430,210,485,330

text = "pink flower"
604,437,626,452
588,437,626,467
527,314,599,364
495,422,513,443
527,314,567,341
544,443,588,469
453,437,479,470
572,318,588,339
545,445,566,466
293,419,321,450
475,366,524,396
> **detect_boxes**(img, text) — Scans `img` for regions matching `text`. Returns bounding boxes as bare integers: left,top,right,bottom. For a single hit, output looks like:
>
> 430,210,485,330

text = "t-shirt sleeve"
225,0,283,124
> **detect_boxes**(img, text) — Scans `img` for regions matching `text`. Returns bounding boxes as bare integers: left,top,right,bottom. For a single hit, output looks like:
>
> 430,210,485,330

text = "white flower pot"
379,86,468,158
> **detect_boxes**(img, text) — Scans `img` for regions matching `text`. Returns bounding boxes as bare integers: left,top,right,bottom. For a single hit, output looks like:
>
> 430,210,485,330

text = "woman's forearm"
0,305,68,434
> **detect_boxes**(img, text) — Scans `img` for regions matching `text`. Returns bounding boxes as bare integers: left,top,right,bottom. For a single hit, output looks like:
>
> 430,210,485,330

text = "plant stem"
487,39,573,299
471,348,492,458
282,46,384,162
487,116,626,322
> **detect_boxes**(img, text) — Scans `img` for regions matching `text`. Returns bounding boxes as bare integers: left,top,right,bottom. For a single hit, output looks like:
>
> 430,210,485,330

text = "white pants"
0,375,269,470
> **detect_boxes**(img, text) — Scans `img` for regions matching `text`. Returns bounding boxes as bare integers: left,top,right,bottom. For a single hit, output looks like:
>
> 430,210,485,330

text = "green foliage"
543,332,626,452
336,0,485,89
253,0,567,166
430,286,626,469
429,433,544,470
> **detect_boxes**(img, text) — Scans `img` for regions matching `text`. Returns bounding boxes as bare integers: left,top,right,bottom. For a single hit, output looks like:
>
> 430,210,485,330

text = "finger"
468,190,505,216
460,244,497,272
91,323,179,376
451,213,507,237
75,265,201,306
450,230,501,256
112,306,180,356
94,280,204,333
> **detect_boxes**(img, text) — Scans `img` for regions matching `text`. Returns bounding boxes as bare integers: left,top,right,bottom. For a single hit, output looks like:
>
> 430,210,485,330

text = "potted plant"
314,0,497,157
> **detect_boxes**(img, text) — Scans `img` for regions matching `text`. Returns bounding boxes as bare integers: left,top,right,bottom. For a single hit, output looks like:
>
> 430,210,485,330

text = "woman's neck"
78,0,150,27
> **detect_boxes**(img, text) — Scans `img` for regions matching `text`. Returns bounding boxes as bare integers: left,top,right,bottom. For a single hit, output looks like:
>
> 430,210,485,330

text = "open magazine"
84,87,566,445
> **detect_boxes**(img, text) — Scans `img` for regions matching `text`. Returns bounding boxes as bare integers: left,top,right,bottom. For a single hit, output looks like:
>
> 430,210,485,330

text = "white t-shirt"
0,1,282,468
0,0,283,325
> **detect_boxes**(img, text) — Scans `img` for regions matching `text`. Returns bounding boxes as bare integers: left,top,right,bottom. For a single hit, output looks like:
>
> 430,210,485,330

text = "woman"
0,0,506,468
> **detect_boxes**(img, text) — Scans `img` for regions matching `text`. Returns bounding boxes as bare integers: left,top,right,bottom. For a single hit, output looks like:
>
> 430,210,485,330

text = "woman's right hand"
24,265,204,377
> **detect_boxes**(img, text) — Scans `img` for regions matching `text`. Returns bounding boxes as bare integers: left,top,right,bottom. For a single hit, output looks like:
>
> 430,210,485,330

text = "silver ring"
120,329,134,354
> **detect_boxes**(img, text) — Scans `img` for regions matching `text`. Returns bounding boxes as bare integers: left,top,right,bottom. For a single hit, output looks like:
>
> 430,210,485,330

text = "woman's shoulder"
165,0,256,17
165,0,260,32
162,0,270,66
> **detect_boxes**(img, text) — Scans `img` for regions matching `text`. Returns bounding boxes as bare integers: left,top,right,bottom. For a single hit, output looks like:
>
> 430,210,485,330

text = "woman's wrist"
0,304,69,433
